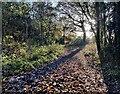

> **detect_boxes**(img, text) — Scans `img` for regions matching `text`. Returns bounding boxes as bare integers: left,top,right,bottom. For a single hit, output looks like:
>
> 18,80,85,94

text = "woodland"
2,1,120,93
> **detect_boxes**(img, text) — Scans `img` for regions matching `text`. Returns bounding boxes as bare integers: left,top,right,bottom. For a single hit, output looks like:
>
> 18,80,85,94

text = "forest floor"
2,44,119,93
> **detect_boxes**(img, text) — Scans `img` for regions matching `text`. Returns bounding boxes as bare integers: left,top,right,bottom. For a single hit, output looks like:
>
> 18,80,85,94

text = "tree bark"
25,22,28,44
81,23,86,42
95,2,101,54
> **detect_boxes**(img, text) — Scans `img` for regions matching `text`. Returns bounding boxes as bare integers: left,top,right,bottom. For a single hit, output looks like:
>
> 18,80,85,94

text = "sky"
76,32,94,39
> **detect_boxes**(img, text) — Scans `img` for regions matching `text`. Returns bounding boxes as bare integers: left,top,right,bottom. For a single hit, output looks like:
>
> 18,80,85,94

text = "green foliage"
84,50,100,64
2,2,31,40
84,51,93,57
107,67,120,76
83,43,101,64
2,2,65,77
5,35,13,39
103,66,120,83
2,44,64,76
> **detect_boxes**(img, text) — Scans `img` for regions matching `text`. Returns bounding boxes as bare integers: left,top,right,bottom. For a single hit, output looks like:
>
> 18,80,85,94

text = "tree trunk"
81,23,86,42
95,2,101,54
63,26,66,44
116,2,120,65
25,22,28,44
103,4,107,48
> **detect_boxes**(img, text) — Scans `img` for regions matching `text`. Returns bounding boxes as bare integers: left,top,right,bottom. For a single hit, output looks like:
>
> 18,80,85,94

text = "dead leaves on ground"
2,47,108,93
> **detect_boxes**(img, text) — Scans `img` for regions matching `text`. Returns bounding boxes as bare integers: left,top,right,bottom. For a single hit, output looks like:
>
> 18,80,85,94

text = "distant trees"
57,2,88,43
27,2,61,45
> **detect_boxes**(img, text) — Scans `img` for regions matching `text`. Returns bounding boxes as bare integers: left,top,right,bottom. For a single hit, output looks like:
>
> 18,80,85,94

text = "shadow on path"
35,45,85,75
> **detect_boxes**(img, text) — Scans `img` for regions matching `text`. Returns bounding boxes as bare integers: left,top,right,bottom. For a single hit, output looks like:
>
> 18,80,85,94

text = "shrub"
2,44,64,76
83,43,100,64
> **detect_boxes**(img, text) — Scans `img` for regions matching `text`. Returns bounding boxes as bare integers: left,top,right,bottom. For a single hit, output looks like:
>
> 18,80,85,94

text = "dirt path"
2,46,108,93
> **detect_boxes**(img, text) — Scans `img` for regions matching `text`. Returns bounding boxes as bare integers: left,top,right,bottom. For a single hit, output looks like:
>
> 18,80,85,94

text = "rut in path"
3,46,108,93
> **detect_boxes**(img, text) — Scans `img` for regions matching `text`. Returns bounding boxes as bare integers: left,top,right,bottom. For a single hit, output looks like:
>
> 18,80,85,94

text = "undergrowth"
83,43,120,84
2,43,64,76
83,43,101,64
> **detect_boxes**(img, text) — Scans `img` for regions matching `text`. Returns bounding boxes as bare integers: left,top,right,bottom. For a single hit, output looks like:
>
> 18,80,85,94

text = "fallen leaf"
63,89,68,92
38,87,42,91
53,82,57,86
47,87,51,91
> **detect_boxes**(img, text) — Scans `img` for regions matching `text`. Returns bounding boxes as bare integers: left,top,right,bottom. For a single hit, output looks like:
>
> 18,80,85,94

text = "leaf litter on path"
2,46,108,93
